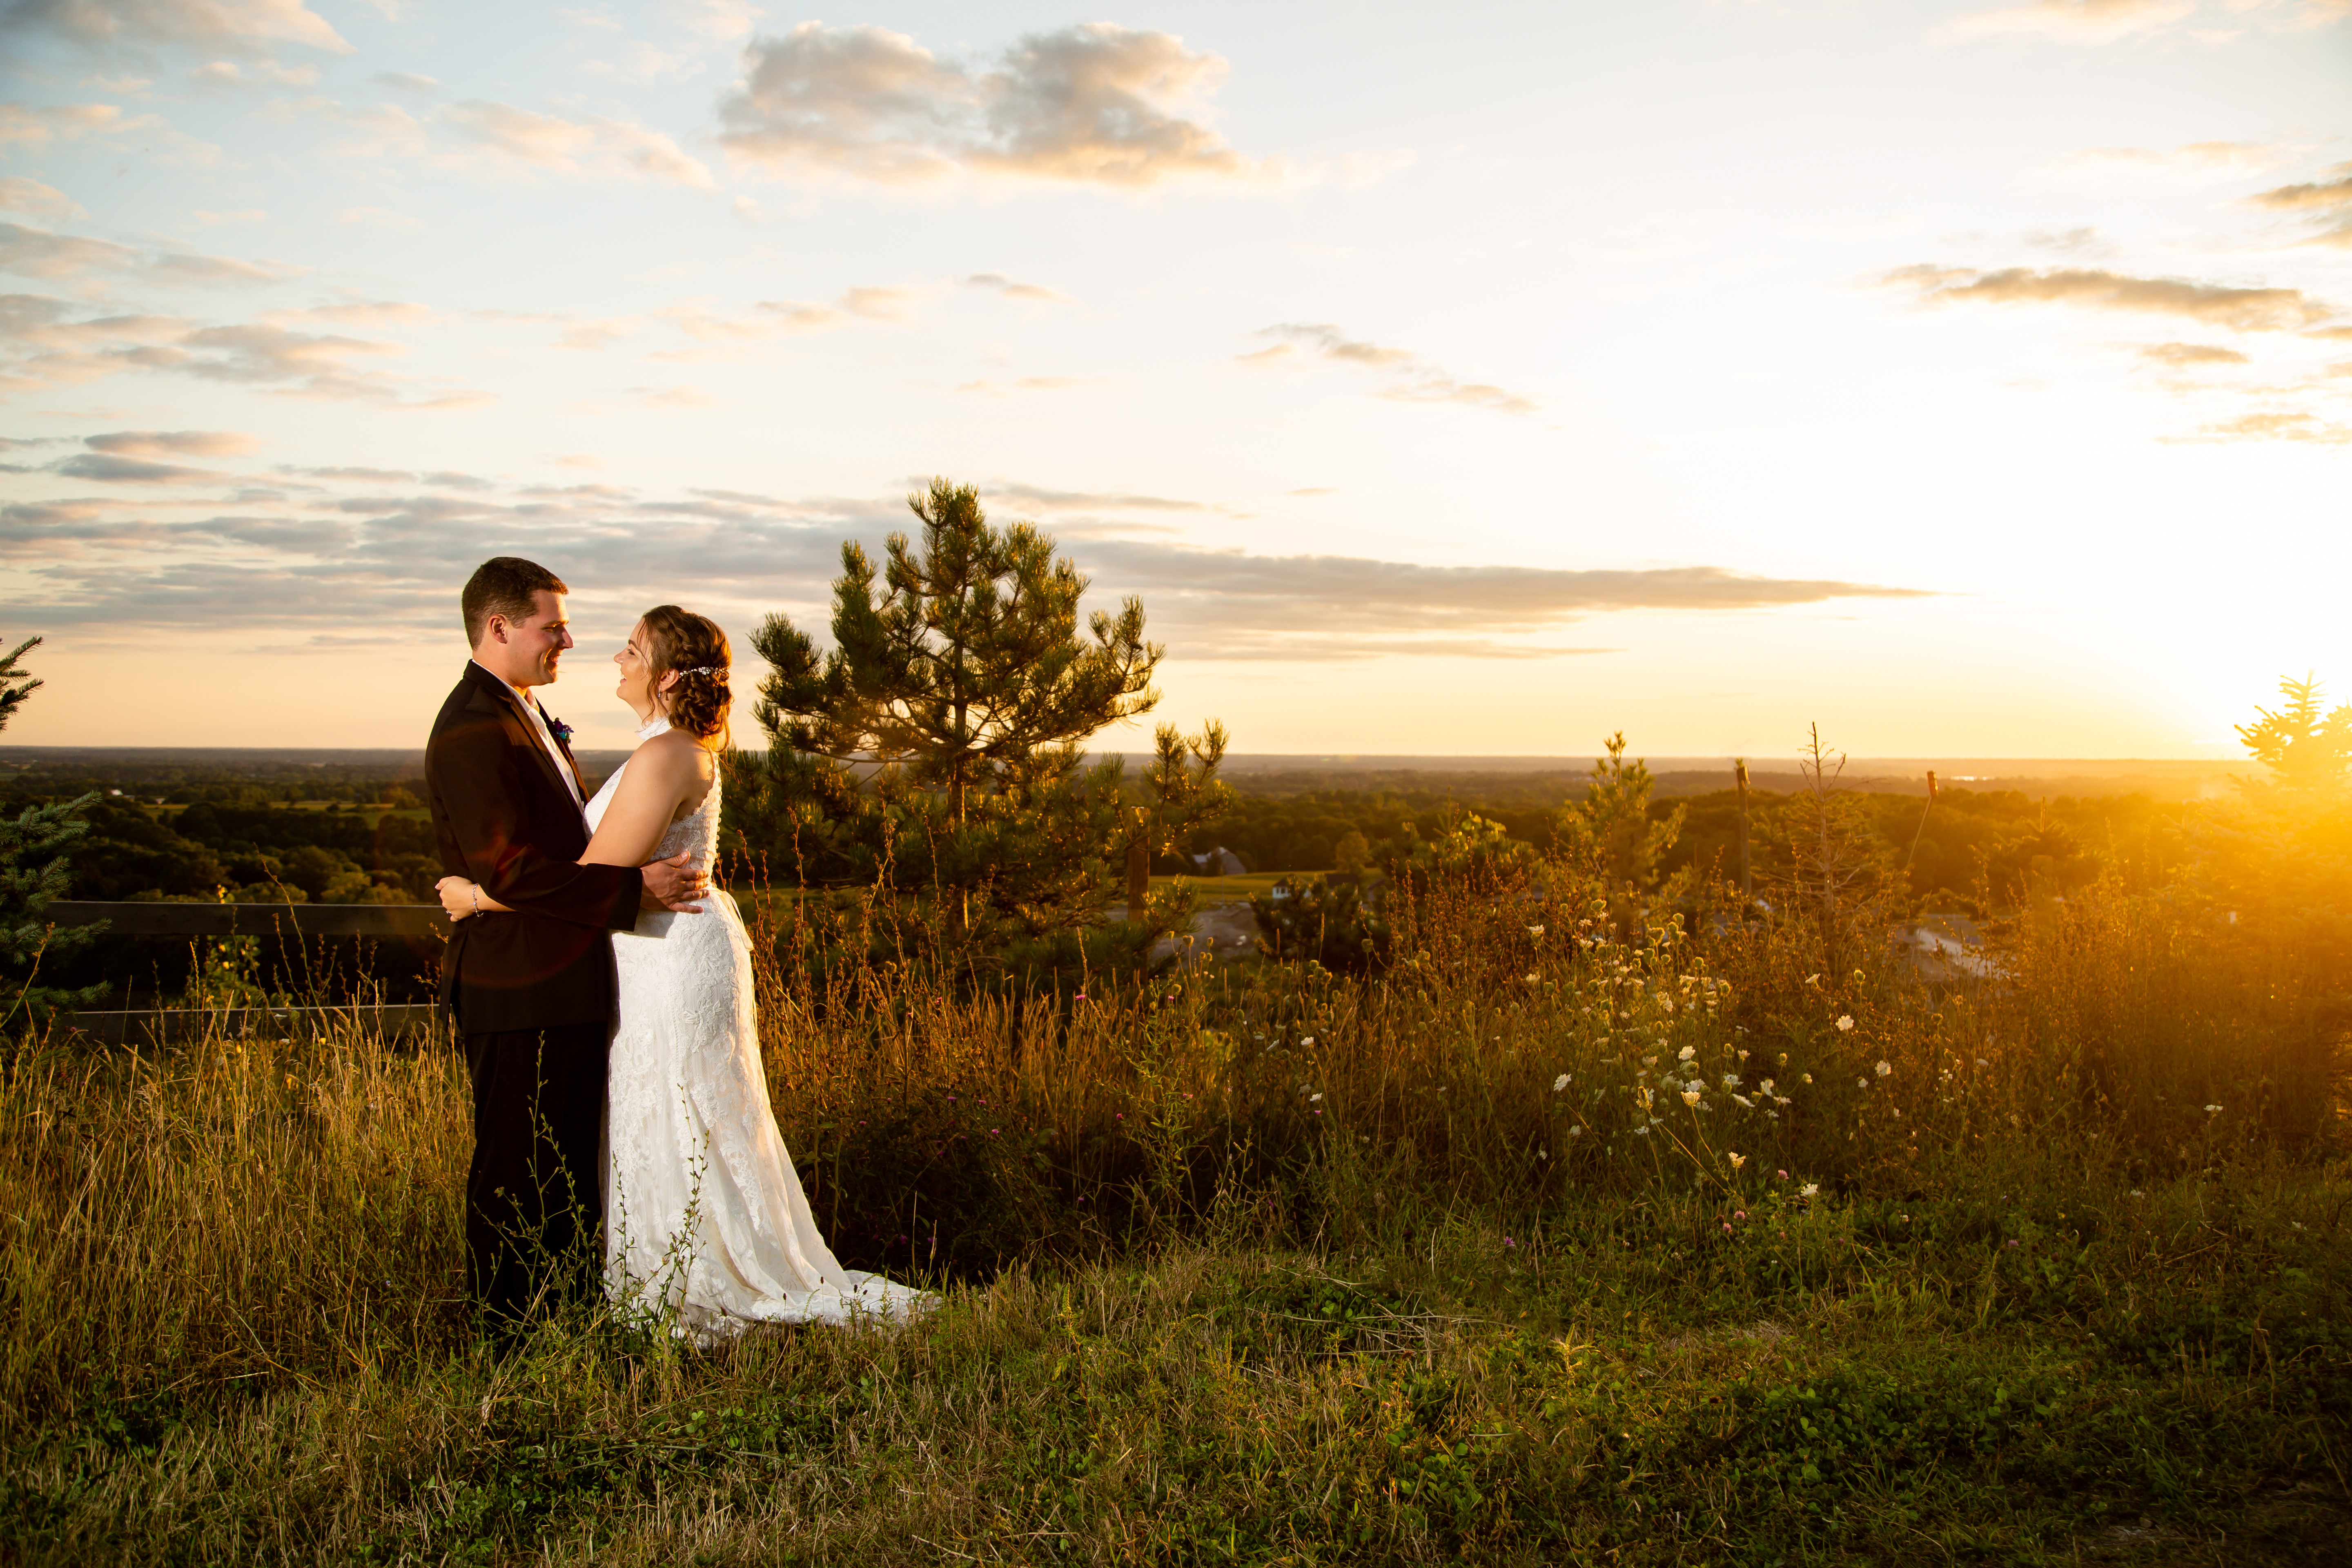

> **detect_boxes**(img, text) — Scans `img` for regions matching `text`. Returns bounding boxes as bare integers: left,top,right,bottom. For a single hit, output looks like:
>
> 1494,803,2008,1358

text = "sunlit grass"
1,860,2345,1563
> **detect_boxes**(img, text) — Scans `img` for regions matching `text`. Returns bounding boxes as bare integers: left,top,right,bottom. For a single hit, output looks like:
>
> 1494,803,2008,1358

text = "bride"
438,604,932,1337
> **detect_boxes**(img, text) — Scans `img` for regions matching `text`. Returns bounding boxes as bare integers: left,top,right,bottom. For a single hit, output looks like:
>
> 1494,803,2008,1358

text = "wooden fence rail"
47,900,450,938
45,900,452,1045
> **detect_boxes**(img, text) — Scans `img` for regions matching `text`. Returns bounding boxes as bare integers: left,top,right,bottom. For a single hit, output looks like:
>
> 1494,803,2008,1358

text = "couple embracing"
424,556,929,1341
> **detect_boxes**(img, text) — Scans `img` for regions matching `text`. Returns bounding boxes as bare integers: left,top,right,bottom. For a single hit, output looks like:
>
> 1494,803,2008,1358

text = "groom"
425,556,705,1328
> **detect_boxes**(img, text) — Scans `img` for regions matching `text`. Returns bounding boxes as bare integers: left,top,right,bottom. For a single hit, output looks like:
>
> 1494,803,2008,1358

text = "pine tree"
0,637,106,1024
2236,674,2352,789
1558,732,1686,893
744,481,1227,955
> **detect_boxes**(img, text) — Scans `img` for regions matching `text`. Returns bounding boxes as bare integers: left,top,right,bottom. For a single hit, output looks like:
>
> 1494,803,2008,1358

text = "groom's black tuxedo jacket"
426,662,643,1034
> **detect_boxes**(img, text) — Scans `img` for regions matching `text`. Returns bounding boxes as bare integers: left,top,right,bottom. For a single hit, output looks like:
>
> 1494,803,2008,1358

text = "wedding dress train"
589,723,931,1337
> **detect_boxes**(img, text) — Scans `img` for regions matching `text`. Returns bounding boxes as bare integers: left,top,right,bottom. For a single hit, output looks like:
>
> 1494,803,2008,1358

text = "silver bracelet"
470,884,481,914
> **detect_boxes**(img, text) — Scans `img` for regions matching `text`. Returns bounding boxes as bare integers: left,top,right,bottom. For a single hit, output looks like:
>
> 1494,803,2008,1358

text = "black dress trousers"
464,1022,610,1323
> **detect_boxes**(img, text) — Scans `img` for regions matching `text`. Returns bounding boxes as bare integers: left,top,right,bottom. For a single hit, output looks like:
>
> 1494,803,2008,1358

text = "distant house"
1188,846,1248,877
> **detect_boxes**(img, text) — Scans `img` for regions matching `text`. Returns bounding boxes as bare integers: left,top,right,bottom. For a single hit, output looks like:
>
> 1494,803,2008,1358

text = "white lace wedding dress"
588,722,933,1338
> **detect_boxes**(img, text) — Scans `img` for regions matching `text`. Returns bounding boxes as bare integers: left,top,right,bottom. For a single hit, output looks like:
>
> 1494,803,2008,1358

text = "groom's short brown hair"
462,557,568,645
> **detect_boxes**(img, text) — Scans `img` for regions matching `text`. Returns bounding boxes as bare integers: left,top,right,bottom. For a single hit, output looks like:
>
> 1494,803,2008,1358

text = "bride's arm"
438,737,711,920
580,735,708,869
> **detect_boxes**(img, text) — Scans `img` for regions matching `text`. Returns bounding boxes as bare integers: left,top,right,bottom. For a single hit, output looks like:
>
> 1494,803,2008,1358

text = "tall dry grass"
0,855,2338,1443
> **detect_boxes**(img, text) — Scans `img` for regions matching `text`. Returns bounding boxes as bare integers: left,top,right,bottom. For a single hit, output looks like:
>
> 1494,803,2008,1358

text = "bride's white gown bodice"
586,724,929,1334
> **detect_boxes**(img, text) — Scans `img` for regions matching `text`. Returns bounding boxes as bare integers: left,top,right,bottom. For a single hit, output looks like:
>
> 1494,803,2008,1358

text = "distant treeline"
10,753,2193,917
1178,781,2161,907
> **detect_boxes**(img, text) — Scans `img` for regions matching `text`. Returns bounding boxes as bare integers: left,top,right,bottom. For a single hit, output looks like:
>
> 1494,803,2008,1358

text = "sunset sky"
2,0,2347,757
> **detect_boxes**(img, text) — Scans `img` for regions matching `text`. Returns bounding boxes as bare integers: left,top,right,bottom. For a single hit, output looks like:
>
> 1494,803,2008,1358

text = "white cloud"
717,21,1262,188
0,100,156,150
1945,0,2197,44
441,100,717,191
1240,323,1539,415
0,291,480,405
965,272,1074,305
0,0,352,58
2251,162,2352,247
189,58,318,87
85,427,257,456
1882,263,2341,332
0,176,76,223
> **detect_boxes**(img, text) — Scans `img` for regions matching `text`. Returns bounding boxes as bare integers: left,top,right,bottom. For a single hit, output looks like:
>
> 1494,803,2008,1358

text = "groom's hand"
641,851,708,913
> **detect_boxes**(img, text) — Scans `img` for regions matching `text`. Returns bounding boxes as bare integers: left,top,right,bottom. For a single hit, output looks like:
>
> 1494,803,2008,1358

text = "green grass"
4,1164,2343,1566
4,855,2346,1564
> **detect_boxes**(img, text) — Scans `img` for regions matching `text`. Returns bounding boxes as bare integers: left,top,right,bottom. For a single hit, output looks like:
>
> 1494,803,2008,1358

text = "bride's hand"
436,875,480,922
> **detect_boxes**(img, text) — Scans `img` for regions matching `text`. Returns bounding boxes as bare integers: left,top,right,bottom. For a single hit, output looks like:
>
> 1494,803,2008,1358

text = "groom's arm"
427,708,641,932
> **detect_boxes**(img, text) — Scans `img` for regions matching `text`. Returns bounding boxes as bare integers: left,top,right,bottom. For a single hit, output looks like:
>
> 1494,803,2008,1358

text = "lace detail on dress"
588,735,930,1338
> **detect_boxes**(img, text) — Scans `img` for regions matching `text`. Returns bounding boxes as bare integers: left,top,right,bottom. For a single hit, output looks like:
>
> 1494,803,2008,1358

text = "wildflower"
1759,1078,1775,1094
1528,925,1545,938
1677,1045,1696,1063
1732,1094,1755,1109
1659,997,1675,1013
1308,1092,1323,1103
1835,1016,1855,1032
1727,1152,1747,1171
1721,1072,1741,1089
1976,1058,1989,1068
2128,1189,2144,1198
1553,1073,1570,1092
1526,973,1539,984
1876,1060,1891,1077
1681,1089,1701,1108
1800,1183,1819,1198
1633,1125,1650,1136
1301,1037,1315,1047
1775,1169,1788,1180
1723,1222,1733,1233
1073,990,1087,1002
1504,1236,1515,1247
1642,1054,1658,1068
1802,1073,1813,1085
1858,1078,1869,1090
1806,973,1820,986
1733,1209,1746,1221
1568,1125,1583,1138
2204,1104,2222,1114
1687,1079,1706,1095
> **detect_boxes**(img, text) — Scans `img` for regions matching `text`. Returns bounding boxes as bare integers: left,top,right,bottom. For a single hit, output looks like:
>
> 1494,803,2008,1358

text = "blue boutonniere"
546,715,575,745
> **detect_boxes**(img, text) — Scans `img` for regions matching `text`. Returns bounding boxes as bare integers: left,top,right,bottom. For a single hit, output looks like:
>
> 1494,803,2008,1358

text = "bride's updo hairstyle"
639,604,731,747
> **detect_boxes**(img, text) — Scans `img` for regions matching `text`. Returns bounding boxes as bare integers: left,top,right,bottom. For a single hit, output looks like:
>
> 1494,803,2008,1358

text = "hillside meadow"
2,762,2347,1565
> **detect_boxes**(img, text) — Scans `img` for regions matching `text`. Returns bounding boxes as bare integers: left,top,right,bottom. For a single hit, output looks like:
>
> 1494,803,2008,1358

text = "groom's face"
492,590,574,687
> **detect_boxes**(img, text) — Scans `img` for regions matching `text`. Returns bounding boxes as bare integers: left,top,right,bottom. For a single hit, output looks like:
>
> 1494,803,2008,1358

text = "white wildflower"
1727,1152,1746,1171
1308,1092,1323,1103
1553,1073,1570,1092
1835,1016,1855,1032
2204,1104,2222,1114
1680,1089,1701,1107
1875,1060,1891,1078
1526,973,1540,984
1800,1182,1819,1197
1528,925,1545,938
1759,1078,1775,1094
1721,1072,1741,1089
1568,1125,1583,1138
1732,1094,1755,1109
1677,1045,1697,1063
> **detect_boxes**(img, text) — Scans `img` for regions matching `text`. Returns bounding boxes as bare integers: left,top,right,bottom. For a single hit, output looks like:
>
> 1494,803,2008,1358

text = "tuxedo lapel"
465,664,579,818
534,698,591,803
